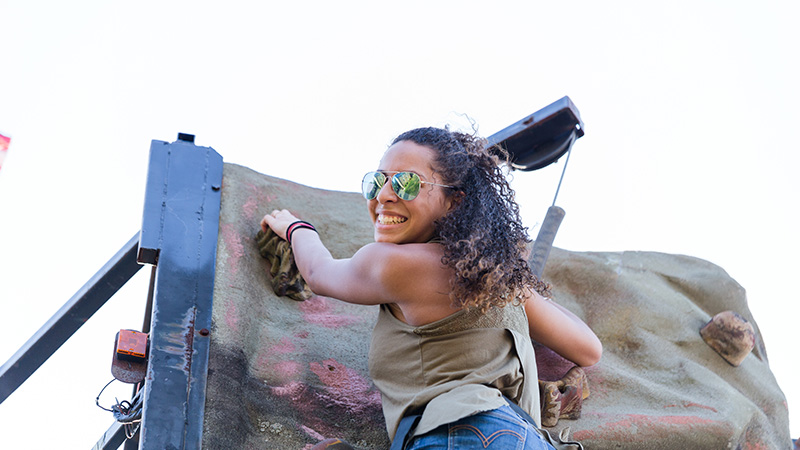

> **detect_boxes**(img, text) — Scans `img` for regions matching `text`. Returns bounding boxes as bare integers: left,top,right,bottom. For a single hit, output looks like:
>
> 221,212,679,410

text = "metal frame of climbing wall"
133,134,223,449
0,134,223,450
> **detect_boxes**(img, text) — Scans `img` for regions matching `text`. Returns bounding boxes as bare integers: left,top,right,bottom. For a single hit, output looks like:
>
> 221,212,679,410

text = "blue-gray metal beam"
137,136,223,450
91,421,127,450
0,232,142,404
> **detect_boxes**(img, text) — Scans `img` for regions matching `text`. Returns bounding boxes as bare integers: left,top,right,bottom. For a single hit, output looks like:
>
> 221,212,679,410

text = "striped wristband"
286,220,317,246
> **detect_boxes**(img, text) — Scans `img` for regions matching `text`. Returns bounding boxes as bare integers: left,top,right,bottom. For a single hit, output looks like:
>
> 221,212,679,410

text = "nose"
375,176,398,203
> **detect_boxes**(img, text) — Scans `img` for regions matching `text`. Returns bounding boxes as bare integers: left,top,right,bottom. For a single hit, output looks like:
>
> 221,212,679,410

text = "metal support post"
136,134,223,449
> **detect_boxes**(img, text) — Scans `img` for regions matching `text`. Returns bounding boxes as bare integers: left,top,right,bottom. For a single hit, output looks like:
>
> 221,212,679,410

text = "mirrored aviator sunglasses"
361,171,454,201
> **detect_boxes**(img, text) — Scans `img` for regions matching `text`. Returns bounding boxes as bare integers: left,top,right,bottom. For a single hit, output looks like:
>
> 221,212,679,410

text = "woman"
261,127,602,450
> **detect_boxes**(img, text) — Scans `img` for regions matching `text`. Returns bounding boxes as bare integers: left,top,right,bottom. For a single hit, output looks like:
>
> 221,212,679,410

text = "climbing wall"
202,163,791,449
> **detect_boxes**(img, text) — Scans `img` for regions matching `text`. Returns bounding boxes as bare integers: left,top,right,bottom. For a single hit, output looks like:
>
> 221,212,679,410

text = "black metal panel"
486,96,584,171
0,233,142,404
138,137,223,450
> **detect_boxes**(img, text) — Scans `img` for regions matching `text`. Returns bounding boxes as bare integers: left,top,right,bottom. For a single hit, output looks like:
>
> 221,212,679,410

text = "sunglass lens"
392,172,421,201
362,171,385,200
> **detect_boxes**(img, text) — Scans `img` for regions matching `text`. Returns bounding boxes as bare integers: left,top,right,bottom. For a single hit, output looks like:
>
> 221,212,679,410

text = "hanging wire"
95,378,117,412
551,131,577,207
95,378,144,438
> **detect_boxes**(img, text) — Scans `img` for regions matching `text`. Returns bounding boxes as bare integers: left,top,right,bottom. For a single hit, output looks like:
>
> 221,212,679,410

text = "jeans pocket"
406,406,556,450
447,406,527,450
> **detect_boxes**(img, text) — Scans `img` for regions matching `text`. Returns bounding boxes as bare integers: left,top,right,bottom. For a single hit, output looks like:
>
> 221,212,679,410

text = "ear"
444,190,465,212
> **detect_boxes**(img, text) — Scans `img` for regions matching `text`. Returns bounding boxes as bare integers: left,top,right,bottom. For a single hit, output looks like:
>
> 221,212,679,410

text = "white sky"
1,0,798,446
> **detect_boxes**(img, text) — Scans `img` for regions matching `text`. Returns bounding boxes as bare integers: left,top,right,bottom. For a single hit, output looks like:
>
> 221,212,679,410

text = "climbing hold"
700,311,755,367
539,366,590,427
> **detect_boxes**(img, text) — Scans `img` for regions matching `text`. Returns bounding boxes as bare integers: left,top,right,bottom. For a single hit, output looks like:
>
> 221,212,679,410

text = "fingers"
260,209,299,239
260,210,278,232
267,209,292,222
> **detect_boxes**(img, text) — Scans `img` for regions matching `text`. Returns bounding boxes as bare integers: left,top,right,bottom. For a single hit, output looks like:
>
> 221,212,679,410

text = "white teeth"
378,214,407,225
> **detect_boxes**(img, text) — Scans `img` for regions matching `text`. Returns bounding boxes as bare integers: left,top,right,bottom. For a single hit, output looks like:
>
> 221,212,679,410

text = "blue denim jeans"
405,404,556,450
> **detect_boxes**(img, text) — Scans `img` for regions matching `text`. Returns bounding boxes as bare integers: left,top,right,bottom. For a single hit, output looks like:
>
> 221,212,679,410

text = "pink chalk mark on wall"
242,195,260,221
299,296,362,328
664,402,718,413
271,380,309,403
269,359,385,440
242,182,275,221
224,298,238,333
270,337,297,354
573,413,724,442
582,368,609,400
256,337,302,380
269,380,333,434
309,358,382,414
273,360,302,379
741,427,771,450
219,223,245,278
300,425,326,441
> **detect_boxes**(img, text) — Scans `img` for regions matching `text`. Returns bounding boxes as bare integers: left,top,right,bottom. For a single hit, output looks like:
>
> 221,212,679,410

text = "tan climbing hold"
700,310,755,367
539,366,590,427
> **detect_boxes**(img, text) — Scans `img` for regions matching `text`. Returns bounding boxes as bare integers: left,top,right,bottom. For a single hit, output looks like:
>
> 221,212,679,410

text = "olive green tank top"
368,302,541,440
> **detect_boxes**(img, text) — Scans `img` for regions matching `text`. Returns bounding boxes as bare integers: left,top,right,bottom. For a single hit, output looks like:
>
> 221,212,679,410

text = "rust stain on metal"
184,307,196,375
158,306,197,374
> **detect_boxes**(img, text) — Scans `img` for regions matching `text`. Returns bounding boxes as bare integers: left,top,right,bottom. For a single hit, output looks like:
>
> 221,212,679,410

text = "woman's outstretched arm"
524,291,602,367
261,209,394,305
260,209,458,325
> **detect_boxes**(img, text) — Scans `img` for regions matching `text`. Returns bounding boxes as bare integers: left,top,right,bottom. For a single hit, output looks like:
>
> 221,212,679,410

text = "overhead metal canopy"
486,96,584,172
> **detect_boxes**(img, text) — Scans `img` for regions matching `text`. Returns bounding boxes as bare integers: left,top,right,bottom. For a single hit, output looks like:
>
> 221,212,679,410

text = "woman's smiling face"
368,140,455,244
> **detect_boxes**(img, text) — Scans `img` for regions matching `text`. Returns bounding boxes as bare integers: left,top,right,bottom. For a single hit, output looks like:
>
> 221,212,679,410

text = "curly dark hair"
391,127,551,311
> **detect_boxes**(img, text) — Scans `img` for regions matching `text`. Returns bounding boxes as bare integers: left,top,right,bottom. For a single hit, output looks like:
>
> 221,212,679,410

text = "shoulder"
353,242,446,288
355,242,445,270
355,242,454,314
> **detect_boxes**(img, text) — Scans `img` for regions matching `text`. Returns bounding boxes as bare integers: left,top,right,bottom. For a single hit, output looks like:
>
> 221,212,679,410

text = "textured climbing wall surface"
203,163,386,449
539,250,790,449
203,163,791,449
